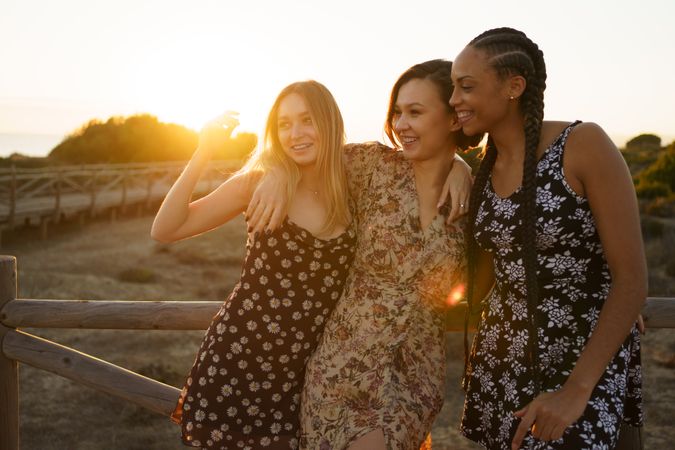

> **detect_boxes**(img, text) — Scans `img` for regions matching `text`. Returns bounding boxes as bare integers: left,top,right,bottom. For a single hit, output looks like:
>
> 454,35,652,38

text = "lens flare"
446,283,465,307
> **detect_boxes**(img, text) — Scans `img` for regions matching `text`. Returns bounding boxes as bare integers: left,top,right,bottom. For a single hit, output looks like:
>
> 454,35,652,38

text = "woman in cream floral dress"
251,60,481,450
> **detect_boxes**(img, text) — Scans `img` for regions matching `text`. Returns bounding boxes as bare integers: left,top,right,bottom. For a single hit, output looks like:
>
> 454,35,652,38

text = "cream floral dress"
299,142,466,450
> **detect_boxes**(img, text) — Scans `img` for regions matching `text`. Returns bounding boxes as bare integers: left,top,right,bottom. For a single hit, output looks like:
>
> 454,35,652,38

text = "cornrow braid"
464,27,547,395
462,137,497,390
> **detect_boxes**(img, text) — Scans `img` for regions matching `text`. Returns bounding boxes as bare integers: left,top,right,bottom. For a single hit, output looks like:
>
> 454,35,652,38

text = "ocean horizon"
0,132,65,158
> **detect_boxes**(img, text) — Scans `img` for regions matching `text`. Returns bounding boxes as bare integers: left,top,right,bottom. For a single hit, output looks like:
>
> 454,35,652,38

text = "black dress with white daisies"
460,122,643,449
172,218,356,449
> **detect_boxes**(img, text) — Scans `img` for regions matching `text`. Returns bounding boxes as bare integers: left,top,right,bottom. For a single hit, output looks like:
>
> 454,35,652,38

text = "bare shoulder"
565,122,619,163
562,122,628,190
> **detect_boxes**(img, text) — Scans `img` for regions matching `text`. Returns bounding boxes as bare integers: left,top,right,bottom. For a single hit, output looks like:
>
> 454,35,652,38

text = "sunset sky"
1,0,674,156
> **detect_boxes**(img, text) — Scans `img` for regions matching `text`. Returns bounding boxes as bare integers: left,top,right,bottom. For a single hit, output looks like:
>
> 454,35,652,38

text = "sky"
1,0,674,156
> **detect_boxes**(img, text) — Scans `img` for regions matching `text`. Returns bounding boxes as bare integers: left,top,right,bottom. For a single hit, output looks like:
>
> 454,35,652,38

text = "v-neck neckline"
406,160,443,237
489,121,579,200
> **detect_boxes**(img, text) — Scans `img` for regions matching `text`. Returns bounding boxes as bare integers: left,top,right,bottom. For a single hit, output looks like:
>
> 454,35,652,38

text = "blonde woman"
152,81,357,449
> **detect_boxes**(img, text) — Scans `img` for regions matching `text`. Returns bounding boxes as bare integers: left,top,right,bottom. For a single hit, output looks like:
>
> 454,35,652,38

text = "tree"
625,134,661,152
638,141,675,191
48,114,257,164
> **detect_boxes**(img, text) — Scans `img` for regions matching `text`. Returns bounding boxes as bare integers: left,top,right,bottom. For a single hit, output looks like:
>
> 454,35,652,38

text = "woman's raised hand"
198,111,240,156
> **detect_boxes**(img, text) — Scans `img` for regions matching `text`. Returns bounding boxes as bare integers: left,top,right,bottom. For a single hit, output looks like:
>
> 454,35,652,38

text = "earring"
509,95,515,100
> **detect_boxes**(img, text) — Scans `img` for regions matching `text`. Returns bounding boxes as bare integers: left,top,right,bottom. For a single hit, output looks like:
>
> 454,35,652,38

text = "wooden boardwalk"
0,160,242,244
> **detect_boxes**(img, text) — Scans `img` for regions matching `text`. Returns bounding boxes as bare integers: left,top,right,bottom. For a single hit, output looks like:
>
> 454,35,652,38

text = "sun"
127,34,283,137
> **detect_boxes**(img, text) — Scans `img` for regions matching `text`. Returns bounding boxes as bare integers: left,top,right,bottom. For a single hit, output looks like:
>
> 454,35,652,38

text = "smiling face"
449,46,513,137
276,92,319,167
392,78,458,162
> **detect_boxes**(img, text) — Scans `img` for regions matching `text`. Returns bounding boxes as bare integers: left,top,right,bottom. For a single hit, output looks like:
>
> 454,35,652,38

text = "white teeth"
457,111,471,119
292,143,312,150
401,136,417,144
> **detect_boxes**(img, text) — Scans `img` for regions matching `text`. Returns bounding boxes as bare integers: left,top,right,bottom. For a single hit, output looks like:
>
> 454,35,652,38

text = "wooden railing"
0,160,242,244
0,254,674,449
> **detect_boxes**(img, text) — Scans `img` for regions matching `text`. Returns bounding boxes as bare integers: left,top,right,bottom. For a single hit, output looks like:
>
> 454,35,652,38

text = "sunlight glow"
446,284,466,307
129,33,280,138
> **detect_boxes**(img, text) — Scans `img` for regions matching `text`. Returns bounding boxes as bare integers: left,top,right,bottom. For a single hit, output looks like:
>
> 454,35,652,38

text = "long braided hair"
463,28,547,394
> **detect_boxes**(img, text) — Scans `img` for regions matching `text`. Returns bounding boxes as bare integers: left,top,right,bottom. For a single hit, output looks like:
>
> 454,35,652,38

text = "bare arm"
512,122,647,447
440,153,473,224
151,113,255,243
563,122,646,390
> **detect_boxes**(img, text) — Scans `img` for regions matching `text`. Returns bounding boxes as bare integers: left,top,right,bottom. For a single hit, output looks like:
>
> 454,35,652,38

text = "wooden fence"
0,254,674,449
0,160,242,245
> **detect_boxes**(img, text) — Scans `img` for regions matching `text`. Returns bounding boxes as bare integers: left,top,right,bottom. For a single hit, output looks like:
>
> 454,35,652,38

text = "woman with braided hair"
450,28,646,449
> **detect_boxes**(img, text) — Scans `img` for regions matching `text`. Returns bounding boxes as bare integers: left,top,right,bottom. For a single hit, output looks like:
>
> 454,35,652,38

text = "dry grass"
2,213,674,449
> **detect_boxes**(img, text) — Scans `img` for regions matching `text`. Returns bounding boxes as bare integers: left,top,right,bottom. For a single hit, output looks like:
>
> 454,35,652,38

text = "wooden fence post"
0,255,19,450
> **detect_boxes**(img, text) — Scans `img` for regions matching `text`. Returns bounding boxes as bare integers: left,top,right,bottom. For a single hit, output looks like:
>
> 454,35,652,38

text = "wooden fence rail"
0,160,242,244
0,254,674,449
2,329,180,417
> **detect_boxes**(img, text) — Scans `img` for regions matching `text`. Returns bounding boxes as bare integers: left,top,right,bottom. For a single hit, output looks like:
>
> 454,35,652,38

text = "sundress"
299,142,466,449
460,122,643,449
172,217,357,449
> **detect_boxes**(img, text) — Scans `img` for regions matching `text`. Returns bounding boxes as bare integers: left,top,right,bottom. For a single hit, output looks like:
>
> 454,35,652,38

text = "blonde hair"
241,80,349,234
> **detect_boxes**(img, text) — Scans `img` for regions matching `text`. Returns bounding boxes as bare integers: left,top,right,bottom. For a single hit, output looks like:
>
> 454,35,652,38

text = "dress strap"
558,120,583,147
544,120,583,167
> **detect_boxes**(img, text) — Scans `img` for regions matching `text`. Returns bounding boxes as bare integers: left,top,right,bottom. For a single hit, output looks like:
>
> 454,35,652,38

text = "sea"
0,132,65,158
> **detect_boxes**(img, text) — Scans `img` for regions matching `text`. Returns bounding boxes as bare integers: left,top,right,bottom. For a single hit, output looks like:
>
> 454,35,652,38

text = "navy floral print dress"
460,122,642,449
172,218,356,449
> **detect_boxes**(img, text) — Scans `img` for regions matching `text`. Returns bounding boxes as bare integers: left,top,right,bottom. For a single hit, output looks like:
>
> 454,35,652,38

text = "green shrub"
625,134,662,151
636,179,672,199
637,142,675,192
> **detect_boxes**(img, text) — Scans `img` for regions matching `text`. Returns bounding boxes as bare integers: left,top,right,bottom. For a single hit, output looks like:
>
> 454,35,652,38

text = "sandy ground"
2,213,674,449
